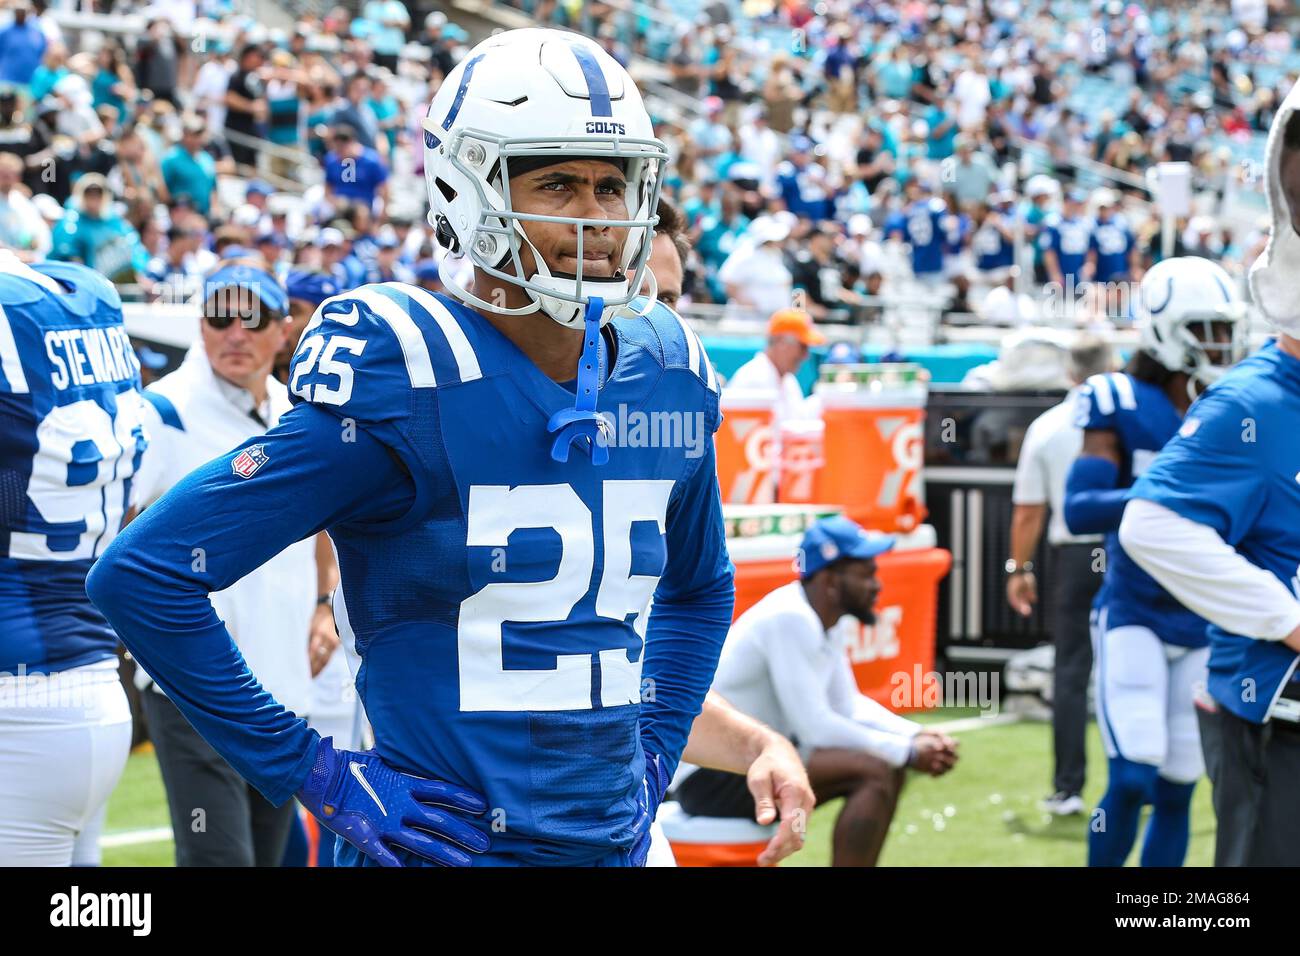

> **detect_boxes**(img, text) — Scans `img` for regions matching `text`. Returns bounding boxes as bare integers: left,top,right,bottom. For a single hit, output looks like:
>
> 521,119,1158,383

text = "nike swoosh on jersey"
349,762,388,816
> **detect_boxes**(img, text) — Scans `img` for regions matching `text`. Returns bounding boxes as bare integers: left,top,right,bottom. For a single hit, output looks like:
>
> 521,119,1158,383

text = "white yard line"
931,712,1022,734
99,826,173,848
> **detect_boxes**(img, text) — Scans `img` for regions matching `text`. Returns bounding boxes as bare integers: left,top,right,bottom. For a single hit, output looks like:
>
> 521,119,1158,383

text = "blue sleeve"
885,211,905,240
1064,455,1129,534
1062,376,1130,533
639,417,735,782
1130,387,1267,545
86,402,417,805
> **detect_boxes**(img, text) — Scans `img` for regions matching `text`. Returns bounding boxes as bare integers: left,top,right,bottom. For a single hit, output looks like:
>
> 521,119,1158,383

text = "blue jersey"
1131,342,1300,722
0,261,147,673
942,212,969,258
1089,218,1134,283
88,285,735,866
887,197,946,275
1076,370,1207,646
972,216,1015,271
1039,214,1092,285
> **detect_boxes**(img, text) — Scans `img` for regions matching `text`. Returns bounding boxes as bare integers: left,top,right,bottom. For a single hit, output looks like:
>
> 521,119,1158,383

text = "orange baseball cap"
767,308,825,346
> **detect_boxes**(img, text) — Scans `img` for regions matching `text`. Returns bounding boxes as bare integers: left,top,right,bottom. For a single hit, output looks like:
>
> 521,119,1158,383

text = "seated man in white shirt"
675,516,959,866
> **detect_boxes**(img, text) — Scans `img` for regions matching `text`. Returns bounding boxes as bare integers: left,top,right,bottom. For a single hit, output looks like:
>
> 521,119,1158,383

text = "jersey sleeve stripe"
385,283,483,384
1086,372,1114,416
349,288,438,388
671,311,718,393
0,303,30,394
143,391,185,431
1109,372,1137,410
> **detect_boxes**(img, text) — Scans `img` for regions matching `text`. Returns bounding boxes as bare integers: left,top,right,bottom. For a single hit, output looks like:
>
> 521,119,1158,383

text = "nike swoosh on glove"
297,736,491,867
629,751,671,867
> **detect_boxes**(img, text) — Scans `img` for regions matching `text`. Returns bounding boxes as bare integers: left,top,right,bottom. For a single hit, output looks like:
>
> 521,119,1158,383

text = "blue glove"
629,751,671,867
297,736,491,867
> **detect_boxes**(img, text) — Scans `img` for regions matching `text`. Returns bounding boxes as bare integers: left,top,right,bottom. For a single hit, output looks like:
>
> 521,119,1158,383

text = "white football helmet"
1135,256,1248,393
422,28,668,329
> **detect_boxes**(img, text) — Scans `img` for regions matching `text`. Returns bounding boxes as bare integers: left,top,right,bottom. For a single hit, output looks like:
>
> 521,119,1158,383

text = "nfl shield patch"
231,444,269,479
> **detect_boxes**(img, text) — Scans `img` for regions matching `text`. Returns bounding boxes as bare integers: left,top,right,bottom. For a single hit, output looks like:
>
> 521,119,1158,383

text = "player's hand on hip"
629,751,671,867
1006,571,1036,617
746,733,814,866
296,736,491,867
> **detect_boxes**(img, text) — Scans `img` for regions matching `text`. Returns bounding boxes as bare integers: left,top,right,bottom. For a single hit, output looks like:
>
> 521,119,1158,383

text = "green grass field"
101,711,1215,867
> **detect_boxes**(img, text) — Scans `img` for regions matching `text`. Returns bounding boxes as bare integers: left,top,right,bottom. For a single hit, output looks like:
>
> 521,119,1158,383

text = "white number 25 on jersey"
458,480,674,712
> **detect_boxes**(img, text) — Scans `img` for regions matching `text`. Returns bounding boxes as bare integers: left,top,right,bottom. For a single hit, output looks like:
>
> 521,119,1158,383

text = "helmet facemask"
428,127,667,330
1168,306,1249,398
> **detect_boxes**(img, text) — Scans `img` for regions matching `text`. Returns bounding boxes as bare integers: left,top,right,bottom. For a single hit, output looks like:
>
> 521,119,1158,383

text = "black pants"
140,689,296,867
1198,704,1300,866
675,768,754,818
1049,542,1102,795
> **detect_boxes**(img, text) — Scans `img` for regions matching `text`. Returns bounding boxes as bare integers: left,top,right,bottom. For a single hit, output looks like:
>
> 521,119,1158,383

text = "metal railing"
220,129,322,194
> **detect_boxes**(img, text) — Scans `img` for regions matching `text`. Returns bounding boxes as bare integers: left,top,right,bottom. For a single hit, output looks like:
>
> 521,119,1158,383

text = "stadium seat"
657,801,777,867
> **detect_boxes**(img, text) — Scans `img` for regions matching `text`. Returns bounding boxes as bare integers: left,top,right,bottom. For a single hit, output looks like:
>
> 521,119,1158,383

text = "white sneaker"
1041,792,1085,816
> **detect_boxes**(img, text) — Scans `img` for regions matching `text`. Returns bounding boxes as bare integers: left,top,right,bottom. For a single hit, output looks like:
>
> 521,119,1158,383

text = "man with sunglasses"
129,260,341,867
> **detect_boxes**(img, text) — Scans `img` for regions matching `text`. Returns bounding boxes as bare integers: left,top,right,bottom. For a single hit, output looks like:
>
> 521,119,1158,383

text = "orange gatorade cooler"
656,803,776,867
776,419,825,504
813,365,928,533
714,389,778,504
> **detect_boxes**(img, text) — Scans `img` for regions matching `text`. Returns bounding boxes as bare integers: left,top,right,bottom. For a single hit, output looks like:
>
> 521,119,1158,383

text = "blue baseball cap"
203,263,288,316
286,270,340,306
797,516,894,580
246,180,274,198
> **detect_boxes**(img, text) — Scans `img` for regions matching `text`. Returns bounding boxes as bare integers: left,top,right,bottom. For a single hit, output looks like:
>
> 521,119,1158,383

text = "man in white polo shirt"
131,259,340,867
1007,335,1113,816
725,307,824,425
675,516,959,866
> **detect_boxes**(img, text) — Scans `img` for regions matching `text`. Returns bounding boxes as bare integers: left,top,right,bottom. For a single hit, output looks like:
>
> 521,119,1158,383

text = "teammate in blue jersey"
1086,190,1138,285
885,180,947,283
1064,256,1248,867
88,28,736,867
1120,98,1300,865
1039,188,1093,292
0,251,147,865
972,193,1016,281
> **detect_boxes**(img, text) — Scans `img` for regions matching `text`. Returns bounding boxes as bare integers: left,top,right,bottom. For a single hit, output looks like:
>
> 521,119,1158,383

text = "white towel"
1248,77,1300,335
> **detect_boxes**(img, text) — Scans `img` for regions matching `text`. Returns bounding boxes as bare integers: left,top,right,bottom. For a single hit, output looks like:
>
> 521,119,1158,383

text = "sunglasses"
203,311,283,332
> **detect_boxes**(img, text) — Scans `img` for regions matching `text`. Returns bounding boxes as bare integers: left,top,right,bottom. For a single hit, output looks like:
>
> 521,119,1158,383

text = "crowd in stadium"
0,0,1290,331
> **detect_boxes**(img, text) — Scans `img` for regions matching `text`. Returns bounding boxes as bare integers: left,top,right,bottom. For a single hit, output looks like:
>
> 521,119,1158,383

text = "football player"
89,28,735,867
1064,255,1248,867
0,252,148,865
1118,91,1300,866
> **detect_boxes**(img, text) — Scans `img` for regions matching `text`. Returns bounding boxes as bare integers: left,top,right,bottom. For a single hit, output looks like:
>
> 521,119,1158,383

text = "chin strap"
547,296,610,465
